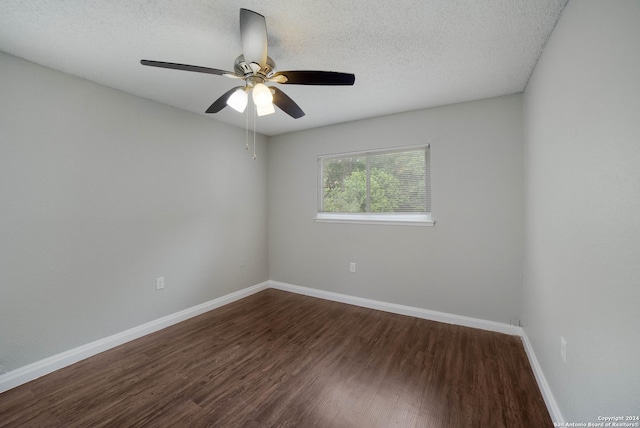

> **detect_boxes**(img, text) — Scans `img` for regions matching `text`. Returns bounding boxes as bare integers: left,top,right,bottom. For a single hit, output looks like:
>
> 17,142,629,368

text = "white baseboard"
0,281,269,394
521,330,565,424
269,280,522,336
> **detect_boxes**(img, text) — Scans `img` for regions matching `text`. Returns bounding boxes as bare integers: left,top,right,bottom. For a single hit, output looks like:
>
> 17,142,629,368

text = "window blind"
320,146,430,214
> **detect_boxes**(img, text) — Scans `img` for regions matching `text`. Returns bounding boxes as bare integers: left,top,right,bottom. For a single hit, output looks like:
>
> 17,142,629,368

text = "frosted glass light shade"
227,88,248,112
256,102,275,116
252,83,273,106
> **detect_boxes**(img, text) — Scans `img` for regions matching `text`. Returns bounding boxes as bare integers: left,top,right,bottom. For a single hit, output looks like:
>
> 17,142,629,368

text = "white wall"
268,95,524,324
0,52,269,373
523,0,640,421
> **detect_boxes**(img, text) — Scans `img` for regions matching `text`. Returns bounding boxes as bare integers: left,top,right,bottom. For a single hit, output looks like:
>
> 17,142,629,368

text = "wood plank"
0,289,552,427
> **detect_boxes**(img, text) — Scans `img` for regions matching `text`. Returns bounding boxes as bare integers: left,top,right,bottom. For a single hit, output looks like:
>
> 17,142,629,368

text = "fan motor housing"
234,55,276,79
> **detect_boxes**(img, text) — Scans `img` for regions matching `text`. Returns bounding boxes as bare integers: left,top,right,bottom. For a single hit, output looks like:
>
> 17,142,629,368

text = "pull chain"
245,103,249,151
252,105,257,160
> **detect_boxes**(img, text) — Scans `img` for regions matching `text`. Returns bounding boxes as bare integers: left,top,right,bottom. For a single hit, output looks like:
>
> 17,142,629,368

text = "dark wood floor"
0,289,551,427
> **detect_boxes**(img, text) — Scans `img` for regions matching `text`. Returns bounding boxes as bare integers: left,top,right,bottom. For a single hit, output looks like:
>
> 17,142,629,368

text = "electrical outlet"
349,262,356,273
560,336,567,363
156,277,165,290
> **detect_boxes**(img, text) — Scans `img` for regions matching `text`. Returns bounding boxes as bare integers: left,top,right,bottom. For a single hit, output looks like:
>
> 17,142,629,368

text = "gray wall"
0,52,269,373
523,0,640,420
268,95,524,324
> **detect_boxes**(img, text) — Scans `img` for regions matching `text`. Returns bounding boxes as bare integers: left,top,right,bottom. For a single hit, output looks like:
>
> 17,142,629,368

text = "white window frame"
315,145,434,226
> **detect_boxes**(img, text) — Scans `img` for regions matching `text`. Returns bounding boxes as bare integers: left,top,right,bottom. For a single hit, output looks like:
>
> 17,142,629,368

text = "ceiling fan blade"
270,70,355,86
206,86,243,113
271,87,305,119
240,8,268,69
141,60,236,76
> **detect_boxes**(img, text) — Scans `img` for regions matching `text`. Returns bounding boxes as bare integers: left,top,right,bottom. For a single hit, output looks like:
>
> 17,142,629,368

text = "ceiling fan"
141,8,355,119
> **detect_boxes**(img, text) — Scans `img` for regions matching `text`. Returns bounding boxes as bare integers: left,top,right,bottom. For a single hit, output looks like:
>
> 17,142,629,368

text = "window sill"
315,213,435,226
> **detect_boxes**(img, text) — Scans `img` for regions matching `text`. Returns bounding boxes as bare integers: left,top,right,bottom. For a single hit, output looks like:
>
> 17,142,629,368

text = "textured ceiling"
0,0,567,136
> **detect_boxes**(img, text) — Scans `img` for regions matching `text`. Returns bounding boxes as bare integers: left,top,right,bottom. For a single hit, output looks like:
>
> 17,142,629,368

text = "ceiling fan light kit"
226,88,248,113
256,102,275,117
251,83,273,108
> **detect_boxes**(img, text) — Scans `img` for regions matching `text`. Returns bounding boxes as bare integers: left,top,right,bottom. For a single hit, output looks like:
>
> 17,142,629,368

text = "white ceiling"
0,0,567,136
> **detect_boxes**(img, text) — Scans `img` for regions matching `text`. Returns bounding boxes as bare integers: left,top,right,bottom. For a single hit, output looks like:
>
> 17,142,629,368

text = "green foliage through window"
320,146,429,214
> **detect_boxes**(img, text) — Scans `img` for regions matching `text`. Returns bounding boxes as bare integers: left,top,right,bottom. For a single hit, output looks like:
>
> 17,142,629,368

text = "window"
316,145,433,225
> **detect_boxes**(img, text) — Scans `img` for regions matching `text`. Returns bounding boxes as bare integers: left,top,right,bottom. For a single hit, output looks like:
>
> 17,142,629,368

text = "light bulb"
256,102,275,116
226,88,248,113
252,83,273,107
